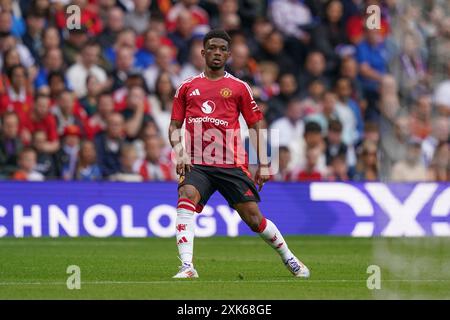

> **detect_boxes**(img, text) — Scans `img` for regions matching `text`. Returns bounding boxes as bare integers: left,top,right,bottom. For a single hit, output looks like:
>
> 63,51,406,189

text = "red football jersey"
171,72,262,169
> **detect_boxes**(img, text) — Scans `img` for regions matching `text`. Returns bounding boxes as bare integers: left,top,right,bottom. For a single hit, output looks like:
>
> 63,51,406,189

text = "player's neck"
204,68,225,81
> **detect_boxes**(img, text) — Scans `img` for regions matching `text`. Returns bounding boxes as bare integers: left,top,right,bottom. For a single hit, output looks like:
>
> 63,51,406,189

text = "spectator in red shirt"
0,65,33,119
271,146,293,182
87,92,114,139
138,134,174,181
295,147,323,181
166,0,209,33
53,90,88,138
55,0,103,36
22,93,60,153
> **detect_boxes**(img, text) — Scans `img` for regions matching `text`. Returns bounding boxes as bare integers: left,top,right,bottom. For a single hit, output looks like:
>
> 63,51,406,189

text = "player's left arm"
239,83,270,191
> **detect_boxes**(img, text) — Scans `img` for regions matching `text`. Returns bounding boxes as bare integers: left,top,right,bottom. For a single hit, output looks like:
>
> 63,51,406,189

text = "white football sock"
257,217,293,261
175,198,196,265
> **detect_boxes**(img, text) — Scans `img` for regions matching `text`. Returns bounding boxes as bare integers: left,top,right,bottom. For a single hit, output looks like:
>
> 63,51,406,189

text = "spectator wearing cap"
61,26,89,67
11,147,44,181
54,124,82,180
66,41,108,98
0,111,23,177
95,112,126,177
390,138,428,182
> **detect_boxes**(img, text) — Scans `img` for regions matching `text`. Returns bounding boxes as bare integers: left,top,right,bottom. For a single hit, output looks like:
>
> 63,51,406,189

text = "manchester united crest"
220,88,232,98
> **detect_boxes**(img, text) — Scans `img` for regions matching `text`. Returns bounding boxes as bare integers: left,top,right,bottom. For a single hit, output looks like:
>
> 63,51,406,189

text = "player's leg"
176,184,200,263
173,166,216,278
214,167,309,277
233,201,309,277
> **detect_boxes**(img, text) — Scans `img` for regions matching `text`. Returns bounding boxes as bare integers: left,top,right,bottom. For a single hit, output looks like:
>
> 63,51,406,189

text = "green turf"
0,236,449,299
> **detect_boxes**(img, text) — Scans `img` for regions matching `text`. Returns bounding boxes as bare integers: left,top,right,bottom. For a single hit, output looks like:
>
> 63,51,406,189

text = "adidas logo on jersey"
189,89,201,96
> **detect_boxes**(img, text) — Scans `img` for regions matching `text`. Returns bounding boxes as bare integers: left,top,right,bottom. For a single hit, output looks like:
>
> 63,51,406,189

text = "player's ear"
201,49,205,57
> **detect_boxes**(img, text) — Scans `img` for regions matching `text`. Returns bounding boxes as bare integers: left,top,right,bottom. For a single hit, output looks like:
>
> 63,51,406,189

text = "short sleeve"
171,82,187,122
239,83,262,127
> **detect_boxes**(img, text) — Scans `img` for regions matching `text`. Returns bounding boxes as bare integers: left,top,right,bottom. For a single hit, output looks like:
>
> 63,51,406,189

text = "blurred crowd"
0,0,449,182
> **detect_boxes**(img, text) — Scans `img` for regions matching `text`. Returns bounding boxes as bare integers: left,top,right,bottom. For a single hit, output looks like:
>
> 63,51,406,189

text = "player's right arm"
169,119,192,176
169,81,192,176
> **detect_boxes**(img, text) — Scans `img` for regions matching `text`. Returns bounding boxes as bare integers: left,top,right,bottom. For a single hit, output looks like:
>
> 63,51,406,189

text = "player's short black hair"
203,29,231,48
328,119,343,132
304,121,322,135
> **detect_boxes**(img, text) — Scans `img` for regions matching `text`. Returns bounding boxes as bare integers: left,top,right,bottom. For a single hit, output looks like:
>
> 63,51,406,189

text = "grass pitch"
0,236,449,299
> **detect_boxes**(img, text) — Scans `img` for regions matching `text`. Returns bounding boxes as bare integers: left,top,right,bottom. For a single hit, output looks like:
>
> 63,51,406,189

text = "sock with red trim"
257,217,293,261
176,198,196,264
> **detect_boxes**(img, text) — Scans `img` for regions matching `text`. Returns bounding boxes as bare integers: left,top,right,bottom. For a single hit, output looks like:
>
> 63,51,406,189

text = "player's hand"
255,165,270,192
172,144,192,176
176,162,192,176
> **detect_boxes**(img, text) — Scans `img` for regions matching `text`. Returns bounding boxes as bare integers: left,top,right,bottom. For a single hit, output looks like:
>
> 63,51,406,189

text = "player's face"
202,38,230,71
